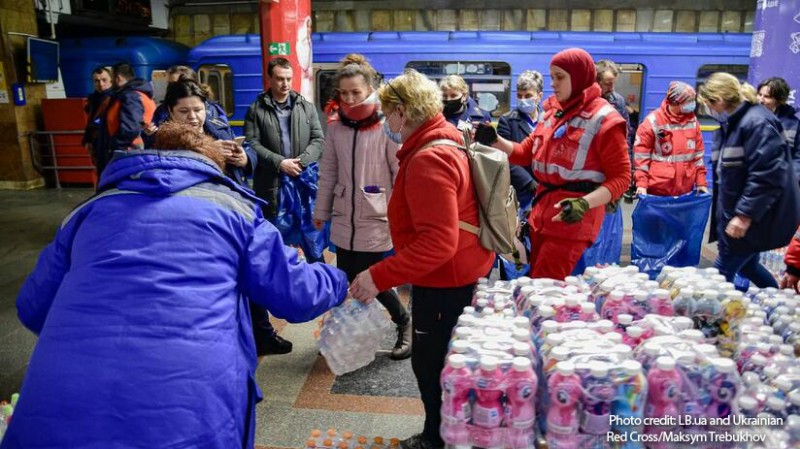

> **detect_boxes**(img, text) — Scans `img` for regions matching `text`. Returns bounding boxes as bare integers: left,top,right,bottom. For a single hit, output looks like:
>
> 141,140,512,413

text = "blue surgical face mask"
709,109,729,123
518,98,538,114
680,101,696,114
383,112,404,144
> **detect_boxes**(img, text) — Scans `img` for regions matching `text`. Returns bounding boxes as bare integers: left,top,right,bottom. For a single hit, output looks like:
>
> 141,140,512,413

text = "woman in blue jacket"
699,72,800,287
2,122,349,449
496,70,543,210
757,77,800,183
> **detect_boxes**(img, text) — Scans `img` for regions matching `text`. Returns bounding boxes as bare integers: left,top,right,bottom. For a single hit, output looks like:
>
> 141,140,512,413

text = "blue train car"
189,31,751,186
59,36,190,98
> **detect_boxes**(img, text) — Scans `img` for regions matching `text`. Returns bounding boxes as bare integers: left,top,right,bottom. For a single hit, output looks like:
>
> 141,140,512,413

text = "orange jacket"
369,114,494,291
510,83,630,243
785,226,800,277
633,99,707,196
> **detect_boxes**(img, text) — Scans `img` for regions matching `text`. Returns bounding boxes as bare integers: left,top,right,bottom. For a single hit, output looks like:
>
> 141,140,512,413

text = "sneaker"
390,319,412,360
256,334,293,356
399,433,443,449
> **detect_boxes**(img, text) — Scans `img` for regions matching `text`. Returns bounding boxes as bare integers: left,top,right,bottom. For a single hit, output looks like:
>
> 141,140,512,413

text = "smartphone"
234,136,246,145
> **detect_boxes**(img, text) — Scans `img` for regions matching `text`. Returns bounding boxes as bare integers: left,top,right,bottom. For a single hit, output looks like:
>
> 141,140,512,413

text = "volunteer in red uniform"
781,227,800,292
634,81,709,196
475,47,630,279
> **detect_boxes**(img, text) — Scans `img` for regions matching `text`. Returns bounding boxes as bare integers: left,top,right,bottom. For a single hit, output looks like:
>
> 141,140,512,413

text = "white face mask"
709,109,729,123
517,98,538,114
680,101,696,114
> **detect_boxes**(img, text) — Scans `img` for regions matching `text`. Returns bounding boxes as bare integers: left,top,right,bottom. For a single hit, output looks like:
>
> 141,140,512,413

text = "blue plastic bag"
572,207,623,275
631,192,712,279
274,163,330,261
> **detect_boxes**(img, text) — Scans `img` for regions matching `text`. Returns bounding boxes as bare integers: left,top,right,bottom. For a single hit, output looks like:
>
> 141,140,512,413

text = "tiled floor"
0,187,719,448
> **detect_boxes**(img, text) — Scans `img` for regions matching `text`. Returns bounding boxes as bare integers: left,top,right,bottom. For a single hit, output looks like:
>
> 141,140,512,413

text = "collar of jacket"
659,98,695,125
260,90,299,110
397,113,461,162
553,83,602,122
725,101,752,128
776,103,797,119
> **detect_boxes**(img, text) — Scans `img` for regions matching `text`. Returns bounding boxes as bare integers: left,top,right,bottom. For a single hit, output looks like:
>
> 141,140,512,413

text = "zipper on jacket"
349,128,359,250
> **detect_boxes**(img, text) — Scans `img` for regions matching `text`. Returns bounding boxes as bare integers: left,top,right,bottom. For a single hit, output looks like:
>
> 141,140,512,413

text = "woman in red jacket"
476,48,631,279
349,69,494,449
633,81,709,196
781,227,800,292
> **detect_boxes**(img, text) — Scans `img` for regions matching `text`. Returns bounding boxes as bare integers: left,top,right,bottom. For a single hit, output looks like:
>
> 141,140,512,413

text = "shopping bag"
572,207,623,275
631,192,712,279
274,163,329,261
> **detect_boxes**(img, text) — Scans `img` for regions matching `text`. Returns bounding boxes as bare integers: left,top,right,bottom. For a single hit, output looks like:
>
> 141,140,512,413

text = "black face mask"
443,98,465,117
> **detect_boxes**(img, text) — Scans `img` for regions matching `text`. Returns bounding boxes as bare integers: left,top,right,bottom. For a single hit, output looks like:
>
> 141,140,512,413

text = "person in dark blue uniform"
439,74,492,130
757,77,800,184
497,70,543,210
597,59,636,201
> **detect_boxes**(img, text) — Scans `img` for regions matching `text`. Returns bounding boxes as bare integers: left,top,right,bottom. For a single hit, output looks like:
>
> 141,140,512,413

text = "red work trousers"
530,234,590,280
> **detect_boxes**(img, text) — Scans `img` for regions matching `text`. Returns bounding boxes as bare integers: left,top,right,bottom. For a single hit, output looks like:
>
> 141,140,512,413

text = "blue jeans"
714,243,778,289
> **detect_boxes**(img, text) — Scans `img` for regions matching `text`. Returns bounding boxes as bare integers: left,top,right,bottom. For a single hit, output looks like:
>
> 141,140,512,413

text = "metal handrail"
28,130,95,189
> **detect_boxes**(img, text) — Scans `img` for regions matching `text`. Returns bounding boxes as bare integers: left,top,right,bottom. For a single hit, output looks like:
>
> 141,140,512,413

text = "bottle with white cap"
546,361,582,449
472,356,506,448
625,326,645,348
787,391,800,416
600,290,627,323
764,396,788,422
581,362,615,442
578,302,598,322
738,395,759,419
706,358,739,421
611,360,646,449
645,357,681,437
440,354,472,449
506,357,537,449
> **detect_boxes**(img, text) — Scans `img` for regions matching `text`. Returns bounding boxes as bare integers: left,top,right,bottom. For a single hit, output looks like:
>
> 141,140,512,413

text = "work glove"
557,198,590,223
474,122,498,146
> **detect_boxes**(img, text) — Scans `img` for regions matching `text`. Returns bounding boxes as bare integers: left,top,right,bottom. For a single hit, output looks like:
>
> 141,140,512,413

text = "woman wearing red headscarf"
476,48,631,279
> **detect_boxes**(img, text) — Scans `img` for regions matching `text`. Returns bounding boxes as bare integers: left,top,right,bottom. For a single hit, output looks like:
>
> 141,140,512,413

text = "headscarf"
667,81,696,105
550,48,597,103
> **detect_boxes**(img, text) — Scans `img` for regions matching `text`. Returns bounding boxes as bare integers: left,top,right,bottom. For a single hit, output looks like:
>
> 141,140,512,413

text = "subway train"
60,31,753,178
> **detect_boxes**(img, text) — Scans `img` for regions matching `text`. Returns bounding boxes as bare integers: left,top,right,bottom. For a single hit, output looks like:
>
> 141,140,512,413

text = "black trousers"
336,247,408,325
411,283,475,446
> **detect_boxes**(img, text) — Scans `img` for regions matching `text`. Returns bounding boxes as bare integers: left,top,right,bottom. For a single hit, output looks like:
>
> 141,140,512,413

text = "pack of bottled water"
315,299,390,376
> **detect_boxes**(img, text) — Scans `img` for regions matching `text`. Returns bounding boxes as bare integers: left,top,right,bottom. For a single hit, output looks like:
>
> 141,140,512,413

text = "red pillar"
259,0,314,101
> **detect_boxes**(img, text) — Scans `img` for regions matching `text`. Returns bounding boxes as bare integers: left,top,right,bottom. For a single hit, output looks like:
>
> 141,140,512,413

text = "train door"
405,61,512,120
198,64,235,117
614,63,646,128
313,63,340,133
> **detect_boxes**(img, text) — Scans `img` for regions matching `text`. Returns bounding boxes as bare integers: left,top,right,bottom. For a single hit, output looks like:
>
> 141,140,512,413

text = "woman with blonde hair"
439,74,492,128
698,72,800,287
313,53,411,360
349,69,494,449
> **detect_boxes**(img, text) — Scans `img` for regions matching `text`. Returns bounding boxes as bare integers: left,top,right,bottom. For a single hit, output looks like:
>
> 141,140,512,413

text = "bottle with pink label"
440,354,472,449
506,357,537,449
645,357,682,448
600,290,627,323
546,361,582,449
648,289,674,317
471,356,505,449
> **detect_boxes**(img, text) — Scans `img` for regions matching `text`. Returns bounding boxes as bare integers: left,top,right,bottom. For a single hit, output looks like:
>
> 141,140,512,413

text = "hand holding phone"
234,136,246,146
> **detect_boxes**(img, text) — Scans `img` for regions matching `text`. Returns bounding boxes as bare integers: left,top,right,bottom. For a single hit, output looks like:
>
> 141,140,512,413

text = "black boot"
390,318,412,360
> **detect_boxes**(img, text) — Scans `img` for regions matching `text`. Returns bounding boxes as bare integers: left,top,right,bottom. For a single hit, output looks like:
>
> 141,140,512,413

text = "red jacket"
369,114,494,291
510,84,630,243
785,226,800,277
633,99,707,196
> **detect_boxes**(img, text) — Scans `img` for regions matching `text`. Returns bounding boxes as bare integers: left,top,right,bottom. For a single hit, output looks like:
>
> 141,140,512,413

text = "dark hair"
336,53,378,89
757,77,791,105
92,66,111,77
163,79,208,109
267,57,292,77
112,62,135,81
167,65,197,82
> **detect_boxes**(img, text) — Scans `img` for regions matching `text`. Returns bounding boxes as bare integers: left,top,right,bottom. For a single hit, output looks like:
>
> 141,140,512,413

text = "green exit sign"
269,42,290,56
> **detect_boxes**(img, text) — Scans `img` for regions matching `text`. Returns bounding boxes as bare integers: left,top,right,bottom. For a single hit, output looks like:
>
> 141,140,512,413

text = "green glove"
558,198,590,223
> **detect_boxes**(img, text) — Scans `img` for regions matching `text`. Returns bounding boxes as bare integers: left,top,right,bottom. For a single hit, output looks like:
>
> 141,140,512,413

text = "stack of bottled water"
315,299,389,376
759,247,788,281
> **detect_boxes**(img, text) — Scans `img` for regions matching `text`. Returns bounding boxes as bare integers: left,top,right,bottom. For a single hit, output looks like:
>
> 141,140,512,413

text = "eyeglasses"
387,81,406,105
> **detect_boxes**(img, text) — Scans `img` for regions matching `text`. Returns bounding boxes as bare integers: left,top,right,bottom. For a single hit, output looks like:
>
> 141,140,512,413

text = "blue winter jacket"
497,108,537,208
4,150,348,449
775,103,800,183
710,102,800,254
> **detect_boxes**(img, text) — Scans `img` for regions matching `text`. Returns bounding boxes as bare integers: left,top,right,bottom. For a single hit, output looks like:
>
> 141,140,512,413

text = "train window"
151,70,168,104
314,65,340,132
614,63,646,127
198,64,234,117
405,61,512,119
